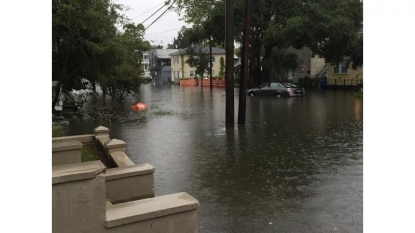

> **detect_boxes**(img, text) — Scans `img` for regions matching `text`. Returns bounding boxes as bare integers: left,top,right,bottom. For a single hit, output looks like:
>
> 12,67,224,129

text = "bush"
52,125,65,137
355,88,363,98
298,76,316,87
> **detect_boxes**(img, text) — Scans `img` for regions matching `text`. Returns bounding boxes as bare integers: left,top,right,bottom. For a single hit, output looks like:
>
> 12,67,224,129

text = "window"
270,83,280,88
190,70,195,77
281,82,297,88
173,56,179,64
158,59,171,66
333,61,348,74
212,70,215,76
259,82,270,88
212,57,216,63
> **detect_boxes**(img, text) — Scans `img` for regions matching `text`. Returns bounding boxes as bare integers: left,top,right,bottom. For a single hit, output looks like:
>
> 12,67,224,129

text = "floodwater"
67,84,363,233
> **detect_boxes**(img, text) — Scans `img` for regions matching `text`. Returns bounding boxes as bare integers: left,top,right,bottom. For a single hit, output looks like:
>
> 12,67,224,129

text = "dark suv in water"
247,82,305,98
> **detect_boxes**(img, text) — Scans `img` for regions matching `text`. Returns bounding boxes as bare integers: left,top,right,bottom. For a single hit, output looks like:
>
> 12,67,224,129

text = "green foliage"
172,26,205,48
52,0,150,106
262,48,298,81
185,45,211,79
219,57,225,76
175,0,363,84
81,144,98,162
52,125,65,137
355,88,363,98
298,76,315,87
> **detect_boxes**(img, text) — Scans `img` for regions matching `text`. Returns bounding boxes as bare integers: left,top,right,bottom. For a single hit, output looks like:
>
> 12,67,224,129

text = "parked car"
247,82,305,98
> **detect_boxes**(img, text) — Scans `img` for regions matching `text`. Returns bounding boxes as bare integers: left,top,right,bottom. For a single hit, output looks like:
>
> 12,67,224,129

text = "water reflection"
67,85,363,232
354,99,362,122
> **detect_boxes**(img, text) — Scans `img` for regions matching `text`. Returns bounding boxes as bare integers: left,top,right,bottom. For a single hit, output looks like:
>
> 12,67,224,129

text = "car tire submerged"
275,93,282,98
249,92,255,97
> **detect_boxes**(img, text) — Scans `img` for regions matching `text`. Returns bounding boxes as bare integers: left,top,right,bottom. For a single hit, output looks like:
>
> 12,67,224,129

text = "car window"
270,83,279,88
259,83,270,88
281,82,297,88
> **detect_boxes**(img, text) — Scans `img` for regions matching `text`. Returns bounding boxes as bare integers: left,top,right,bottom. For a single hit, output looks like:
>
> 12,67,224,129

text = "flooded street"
68,84,363,232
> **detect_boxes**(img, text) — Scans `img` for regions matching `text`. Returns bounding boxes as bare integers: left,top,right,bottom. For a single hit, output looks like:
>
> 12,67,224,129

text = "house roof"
150,49,179,59
169,46,226,56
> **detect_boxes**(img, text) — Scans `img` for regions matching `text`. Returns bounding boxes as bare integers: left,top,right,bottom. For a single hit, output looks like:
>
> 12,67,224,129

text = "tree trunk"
249,35,262,87
225,0,235,127
238,0,252,125
52,81,61,114
209,39,213,91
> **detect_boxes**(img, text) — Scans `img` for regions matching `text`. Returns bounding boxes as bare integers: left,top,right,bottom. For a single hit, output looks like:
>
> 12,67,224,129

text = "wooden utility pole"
209,39,213,90
225,0,234,127
238,0,252,125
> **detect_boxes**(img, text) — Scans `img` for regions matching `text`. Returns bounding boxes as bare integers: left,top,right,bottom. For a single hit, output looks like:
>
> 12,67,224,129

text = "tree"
262,48,298,81
52,0,118,110
101,23,150,101
172,26,205,48
185,45,211,79
175,0,363,85
52,0,150,110
167,43,175,49
219,57,225,77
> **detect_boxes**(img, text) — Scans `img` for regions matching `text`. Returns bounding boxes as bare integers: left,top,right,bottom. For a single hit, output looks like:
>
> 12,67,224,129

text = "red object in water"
132,103,147,110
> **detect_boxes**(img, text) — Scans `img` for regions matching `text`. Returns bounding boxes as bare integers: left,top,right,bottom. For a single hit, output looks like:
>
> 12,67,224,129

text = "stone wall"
52,126,200,233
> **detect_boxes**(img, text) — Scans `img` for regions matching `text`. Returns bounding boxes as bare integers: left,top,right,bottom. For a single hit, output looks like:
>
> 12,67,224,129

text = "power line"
131,2,165,20
140,1,171,25
145,0,176,30
145,27,182,35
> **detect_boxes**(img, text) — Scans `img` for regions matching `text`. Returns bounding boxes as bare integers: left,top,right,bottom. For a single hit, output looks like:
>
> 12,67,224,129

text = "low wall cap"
105,163,154,181
106,139,126,149
94,126,110,134
106,192,200,228
52,140,82,152
52,160,106,184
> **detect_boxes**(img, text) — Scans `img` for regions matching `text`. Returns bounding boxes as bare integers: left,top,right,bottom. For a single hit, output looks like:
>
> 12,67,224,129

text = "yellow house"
327,61,363,86
169,47,235,80
327,27,363,87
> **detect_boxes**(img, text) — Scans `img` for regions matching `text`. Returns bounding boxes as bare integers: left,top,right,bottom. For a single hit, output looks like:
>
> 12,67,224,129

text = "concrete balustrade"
52,134,95,143
52,140,82,166
95,126,111,152
105,164,155,203
52,161,107,233
105,139,135,167
52,126,200,232
105,192,199,233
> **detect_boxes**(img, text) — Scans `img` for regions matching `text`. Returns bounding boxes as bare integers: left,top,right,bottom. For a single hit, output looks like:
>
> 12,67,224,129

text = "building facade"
148,49,178,85
141,51,150,81
169,47,239,82
284,46,326,83
326,28,363,87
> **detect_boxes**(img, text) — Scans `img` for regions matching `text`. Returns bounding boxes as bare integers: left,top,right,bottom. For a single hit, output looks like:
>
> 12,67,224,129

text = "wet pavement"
67,84,363,232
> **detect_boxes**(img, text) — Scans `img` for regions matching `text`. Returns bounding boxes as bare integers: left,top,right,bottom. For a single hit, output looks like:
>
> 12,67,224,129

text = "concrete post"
94,126,110,136
105,139,126,153
105,139,135,167
95,126,111,153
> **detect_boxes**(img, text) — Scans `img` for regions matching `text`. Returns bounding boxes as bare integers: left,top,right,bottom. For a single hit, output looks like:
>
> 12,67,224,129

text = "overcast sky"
118,0,188,47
